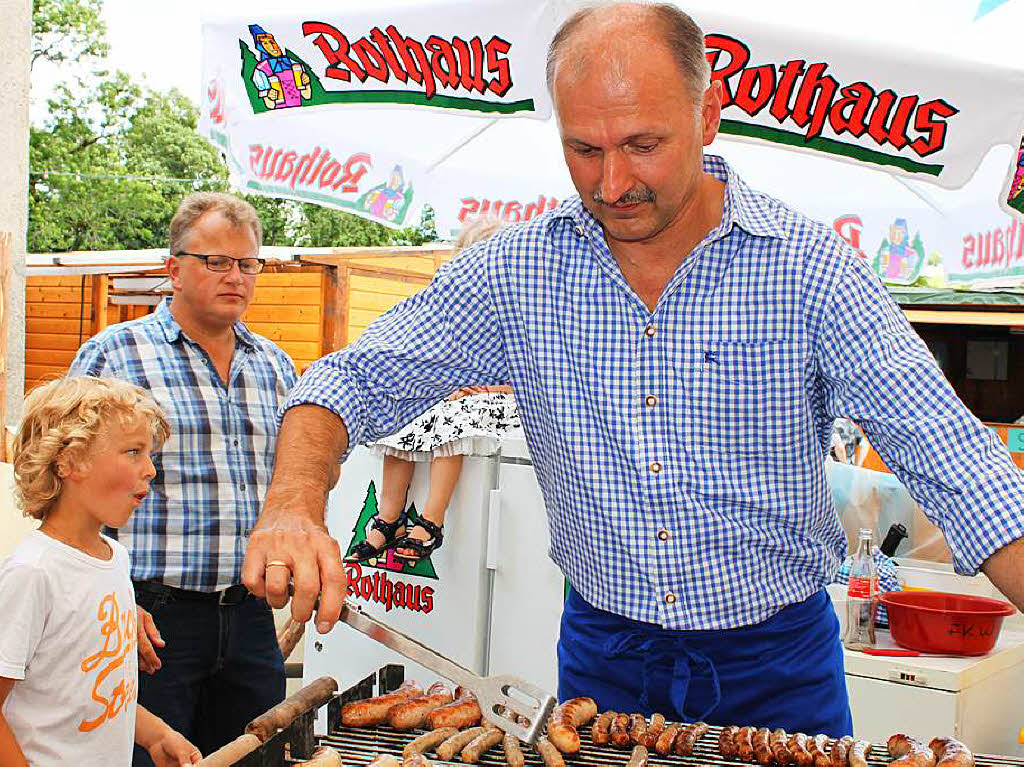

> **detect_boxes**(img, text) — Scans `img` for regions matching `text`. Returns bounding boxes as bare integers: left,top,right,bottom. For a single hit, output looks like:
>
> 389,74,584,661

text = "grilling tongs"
339,600,557,744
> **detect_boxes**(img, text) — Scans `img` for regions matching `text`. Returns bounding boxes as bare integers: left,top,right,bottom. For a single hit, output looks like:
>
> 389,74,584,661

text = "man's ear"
166,255,183,291
701,80,723,147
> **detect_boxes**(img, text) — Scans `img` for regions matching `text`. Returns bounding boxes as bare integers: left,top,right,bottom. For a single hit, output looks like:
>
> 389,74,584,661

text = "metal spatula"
339,600,556,744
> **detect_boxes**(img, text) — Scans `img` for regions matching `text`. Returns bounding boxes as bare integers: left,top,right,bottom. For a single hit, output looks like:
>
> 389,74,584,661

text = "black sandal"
394,517,444,564
344,513,407,563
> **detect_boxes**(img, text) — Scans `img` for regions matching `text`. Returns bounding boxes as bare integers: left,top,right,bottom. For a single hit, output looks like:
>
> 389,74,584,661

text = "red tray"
878,590,1015,655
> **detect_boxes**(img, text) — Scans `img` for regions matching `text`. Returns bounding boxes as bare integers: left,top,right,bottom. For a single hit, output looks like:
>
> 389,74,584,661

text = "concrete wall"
2,0,30,432
1,0,31,558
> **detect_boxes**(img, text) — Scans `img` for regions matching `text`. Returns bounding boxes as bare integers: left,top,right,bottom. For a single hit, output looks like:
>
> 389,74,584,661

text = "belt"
134,580,251,606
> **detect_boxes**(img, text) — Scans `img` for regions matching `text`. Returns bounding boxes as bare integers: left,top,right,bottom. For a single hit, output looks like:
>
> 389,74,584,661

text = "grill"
232,665,1024,767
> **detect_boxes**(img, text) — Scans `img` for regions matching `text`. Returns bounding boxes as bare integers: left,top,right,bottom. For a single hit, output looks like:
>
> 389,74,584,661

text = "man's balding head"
546,3,710,101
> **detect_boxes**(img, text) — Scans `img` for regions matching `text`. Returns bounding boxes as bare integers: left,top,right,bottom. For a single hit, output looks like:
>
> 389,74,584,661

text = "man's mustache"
592,186,656,205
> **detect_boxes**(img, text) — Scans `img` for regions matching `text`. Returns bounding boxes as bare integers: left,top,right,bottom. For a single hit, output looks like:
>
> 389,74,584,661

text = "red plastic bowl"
878,590,1015,655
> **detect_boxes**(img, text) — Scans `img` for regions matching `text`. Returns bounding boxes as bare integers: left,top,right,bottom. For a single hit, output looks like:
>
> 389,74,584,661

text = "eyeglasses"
175,252,266,275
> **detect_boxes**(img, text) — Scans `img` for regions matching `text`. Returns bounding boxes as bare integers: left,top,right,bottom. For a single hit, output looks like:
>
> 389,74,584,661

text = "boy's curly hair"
13,376,170,520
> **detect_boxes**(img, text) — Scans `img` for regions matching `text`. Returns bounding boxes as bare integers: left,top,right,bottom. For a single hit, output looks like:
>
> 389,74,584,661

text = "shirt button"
239,483,246,491
234,439,240,447
665,592,677,604
645,324,656,338
574,225,585,236
645,395,657,407
649,461,662,474
657,529,669,541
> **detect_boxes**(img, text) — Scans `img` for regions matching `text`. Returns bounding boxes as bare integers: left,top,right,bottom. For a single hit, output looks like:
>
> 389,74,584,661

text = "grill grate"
317,723,1024,767
241,665,1024,767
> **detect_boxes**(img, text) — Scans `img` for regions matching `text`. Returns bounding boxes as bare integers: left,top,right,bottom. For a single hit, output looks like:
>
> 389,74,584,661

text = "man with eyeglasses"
69,192,297,764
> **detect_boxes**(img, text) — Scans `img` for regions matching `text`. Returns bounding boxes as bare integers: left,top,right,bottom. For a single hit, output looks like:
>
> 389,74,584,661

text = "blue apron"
557,587,853,736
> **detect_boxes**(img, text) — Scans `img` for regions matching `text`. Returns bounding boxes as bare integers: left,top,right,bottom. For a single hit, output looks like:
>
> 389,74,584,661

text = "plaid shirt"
70,299,297,591
286,155,1024,630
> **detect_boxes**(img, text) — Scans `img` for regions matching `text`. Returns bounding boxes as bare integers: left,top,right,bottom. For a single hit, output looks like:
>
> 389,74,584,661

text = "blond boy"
0,377,201,766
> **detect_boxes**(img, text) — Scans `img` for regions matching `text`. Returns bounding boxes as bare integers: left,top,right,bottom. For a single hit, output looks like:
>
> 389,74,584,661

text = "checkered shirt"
70,299,297,591
286,155,1024,630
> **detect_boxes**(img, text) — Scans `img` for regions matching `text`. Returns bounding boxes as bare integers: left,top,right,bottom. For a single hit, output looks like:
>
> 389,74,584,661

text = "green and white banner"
200,0,1024,258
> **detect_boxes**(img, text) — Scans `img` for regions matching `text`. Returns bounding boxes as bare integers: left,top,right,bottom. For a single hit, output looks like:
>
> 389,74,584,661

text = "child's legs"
379,454,415,519
132,586,219,766
402,455,463,550
421,454,464,523
363,455,415,550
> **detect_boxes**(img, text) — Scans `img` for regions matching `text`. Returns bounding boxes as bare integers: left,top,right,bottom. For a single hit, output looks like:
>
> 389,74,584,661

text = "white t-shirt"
0,530,138,766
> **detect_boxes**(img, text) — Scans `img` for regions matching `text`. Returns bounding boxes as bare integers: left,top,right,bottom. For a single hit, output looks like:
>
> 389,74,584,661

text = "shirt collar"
549,153,787,242
155,297,258,349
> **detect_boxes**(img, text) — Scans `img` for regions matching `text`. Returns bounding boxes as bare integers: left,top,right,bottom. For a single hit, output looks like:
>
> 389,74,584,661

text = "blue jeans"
132,585,285,765
558,587,853,736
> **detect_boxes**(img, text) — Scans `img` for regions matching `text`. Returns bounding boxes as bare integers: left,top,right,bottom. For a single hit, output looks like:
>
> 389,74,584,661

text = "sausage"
929,738,974,767
341,680,424,727
610,713,633,748
591,711,616,746
832,736,855,767
656,722,684,756
627,745,650,767
462,728,505,763
629,714,648,746
294,747,344,767
387,683,454,730
437,727,487,761
368,757,402,767
503,732,525,767
403,754,431,767
426,694,482,730
737,726,757,762
850,740,873,767
789,734,814,767
547,697,598,754
888,735,936,767
639,713,666,748
770,729,794,765
753,727,773,765
720,725,741,759
534,736,567,767
403,727,458,759
676,722,710,757
247,676,339,741
808,735,832,767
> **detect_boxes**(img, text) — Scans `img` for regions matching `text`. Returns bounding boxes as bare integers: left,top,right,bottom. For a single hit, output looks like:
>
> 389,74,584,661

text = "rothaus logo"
706,34,959,159
302,22,514,100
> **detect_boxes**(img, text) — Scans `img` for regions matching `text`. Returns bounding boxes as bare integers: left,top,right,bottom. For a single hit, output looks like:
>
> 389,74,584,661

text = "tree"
32,0,108,69
29,1,440,252
29,73,229,252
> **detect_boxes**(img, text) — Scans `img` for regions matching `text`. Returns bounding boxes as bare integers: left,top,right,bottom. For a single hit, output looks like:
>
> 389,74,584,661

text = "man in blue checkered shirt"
243,4,1024,733
70,193,297,763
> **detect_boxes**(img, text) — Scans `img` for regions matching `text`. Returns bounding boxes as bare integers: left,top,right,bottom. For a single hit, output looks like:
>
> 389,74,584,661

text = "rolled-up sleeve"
283,239,510,458
815,252,1024,574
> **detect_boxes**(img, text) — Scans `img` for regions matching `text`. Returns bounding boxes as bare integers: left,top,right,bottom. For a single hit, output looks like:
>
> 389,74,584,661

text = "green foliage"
32,0,108,68
29,0,441,253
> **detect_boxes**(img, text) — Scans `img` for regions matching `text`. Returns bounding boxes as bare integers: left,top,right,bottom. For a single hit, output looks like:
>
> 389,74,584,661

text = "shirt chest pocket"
679,339,807,455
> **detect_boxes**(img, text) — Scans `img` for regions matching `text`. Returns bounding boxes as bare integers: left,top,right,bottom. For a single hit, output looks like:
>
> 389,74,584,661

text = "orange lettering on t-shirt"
78,592,138,732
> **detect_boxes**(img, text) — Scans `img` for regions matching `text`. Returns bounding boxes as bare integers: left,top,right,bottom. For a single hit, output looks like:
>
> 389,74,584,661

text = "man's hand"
242,502,347,633
137,606,164,674
243,404,351,634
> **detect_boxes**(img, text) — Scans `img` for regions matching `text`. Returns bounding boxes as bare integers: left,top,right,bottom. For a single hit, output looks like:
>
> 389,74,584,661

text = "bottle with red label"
843,527,878,648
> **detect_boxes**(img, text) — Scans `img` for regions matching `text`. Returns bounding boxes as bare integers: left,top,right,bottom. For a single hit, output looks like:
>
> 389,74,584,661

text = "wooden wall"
24,248,454,392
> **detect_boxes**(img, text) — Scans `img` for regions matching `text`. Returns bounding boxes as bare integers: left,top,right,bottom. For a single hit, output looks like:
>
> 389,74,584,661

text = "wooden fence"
24,246,452,392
